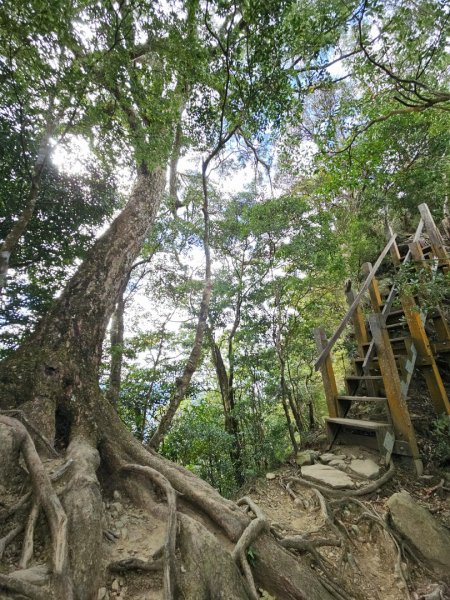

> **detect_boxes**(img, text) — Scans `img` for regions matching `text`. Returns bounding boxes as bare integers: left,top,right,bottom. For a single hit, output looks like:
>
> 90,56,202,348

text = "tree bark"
107,278,128,409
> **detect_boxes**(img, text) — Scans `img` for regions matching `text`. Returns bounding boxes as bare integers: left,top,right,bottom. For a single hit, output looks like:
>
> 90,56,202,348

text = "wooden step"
338,395,388,403
346,375,383,381
385,308,405,318
388,336,409,344
354,354,403,363
326,417,390,430
386,322,408,330
326,417,394,459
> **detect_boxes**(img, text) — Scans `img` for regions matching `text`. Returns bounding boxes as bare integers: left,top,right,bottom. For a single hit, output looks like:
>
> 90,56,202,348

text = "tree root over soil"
276,463,437,600
0,404,340,600
0,415,72,599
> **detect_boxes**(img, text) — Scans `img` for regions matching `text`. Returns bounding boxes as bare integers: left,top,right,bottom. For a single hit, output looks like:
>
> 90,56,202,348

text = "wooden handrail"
314,234,397,371
361,217,424,370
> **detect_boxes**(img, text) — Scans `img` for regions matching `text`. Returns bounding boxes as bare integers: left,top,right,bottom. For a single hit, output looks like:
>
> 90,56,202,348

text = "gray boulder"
387,491,450,576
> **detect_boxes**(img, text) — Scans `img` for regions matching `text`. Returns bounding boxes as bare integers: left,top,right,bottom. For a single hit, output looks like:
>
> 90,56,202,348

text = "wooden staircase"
314,204,450,475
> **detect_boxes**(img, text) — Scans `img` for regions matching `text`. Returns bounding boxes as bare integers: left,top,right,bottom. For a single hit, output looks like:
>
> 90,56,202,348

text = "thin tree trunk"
280,358,304,436
208,332,244,486
281,393,298,454
149,159,213,450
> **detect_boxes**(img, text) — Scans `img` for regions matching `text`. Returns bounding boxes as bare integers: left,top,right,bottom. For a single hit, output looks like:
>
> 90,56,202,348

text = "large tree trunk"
0,166,333,600
107,277,128,410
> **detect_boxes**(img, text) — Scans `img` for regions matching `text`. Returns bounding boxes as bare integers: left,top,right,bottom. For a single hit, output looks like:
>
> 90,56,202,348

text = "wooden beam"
361,262,382,312
401,294,450,415
368,314,422,475
315,235,397,370
345,286,369,356
419,203,449,273
385,223,402,266
314,328,339,418
409,241,450,343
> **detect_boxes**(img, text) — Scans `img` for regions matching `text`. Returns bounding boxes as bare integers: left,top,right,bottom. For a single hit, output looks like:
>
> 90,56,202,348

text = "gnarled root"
0,572,49,600
60,437,102,600
233,497,268,600
119,463,177,600
100,403,336,600
0,415,72,599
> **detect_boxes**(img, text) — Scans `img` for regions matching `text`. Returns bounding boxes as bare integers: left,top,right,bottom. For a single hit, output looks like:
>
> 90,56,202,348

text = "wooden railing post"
344,284,369,357
361,262,383,312
385,223,401,266
419,203,450,273
314,328,339,418
368,314,422,475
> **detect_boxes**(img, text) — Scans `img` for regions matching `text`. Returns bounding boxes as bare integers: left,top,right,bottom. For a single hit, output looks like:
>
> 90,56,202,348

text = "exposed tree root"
0,524,23,560
101,413,335,600
353,503,412,598
0,415,72,599
0,410,59,458
61,436,102,600
233,497,268,600
19,500,40,569
108,556,164,573
119,463,178,600
280,536,341,551
424,478,450,496
0,572,49,600
0,492,31,522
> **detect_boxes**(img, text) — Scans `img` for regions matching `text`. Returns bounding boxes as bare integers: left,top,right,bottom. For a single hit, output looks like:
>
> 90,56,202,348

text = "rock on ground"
296,451,314,466
387,491,450,575
329,459,346,468
349,458,380,480
319,453,336,464
301,464,356,489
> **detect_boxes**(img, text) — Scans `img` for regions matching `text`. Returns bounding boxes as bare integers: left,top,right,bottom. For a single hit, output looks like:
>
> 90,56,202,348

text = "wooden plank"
326,417,389,430
345,286,368,356
315,235,397,371
419,203,449,273
314,328,339,418
413,218,424,243
362,262,383,312
385,223,401,265
368,313,422,474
